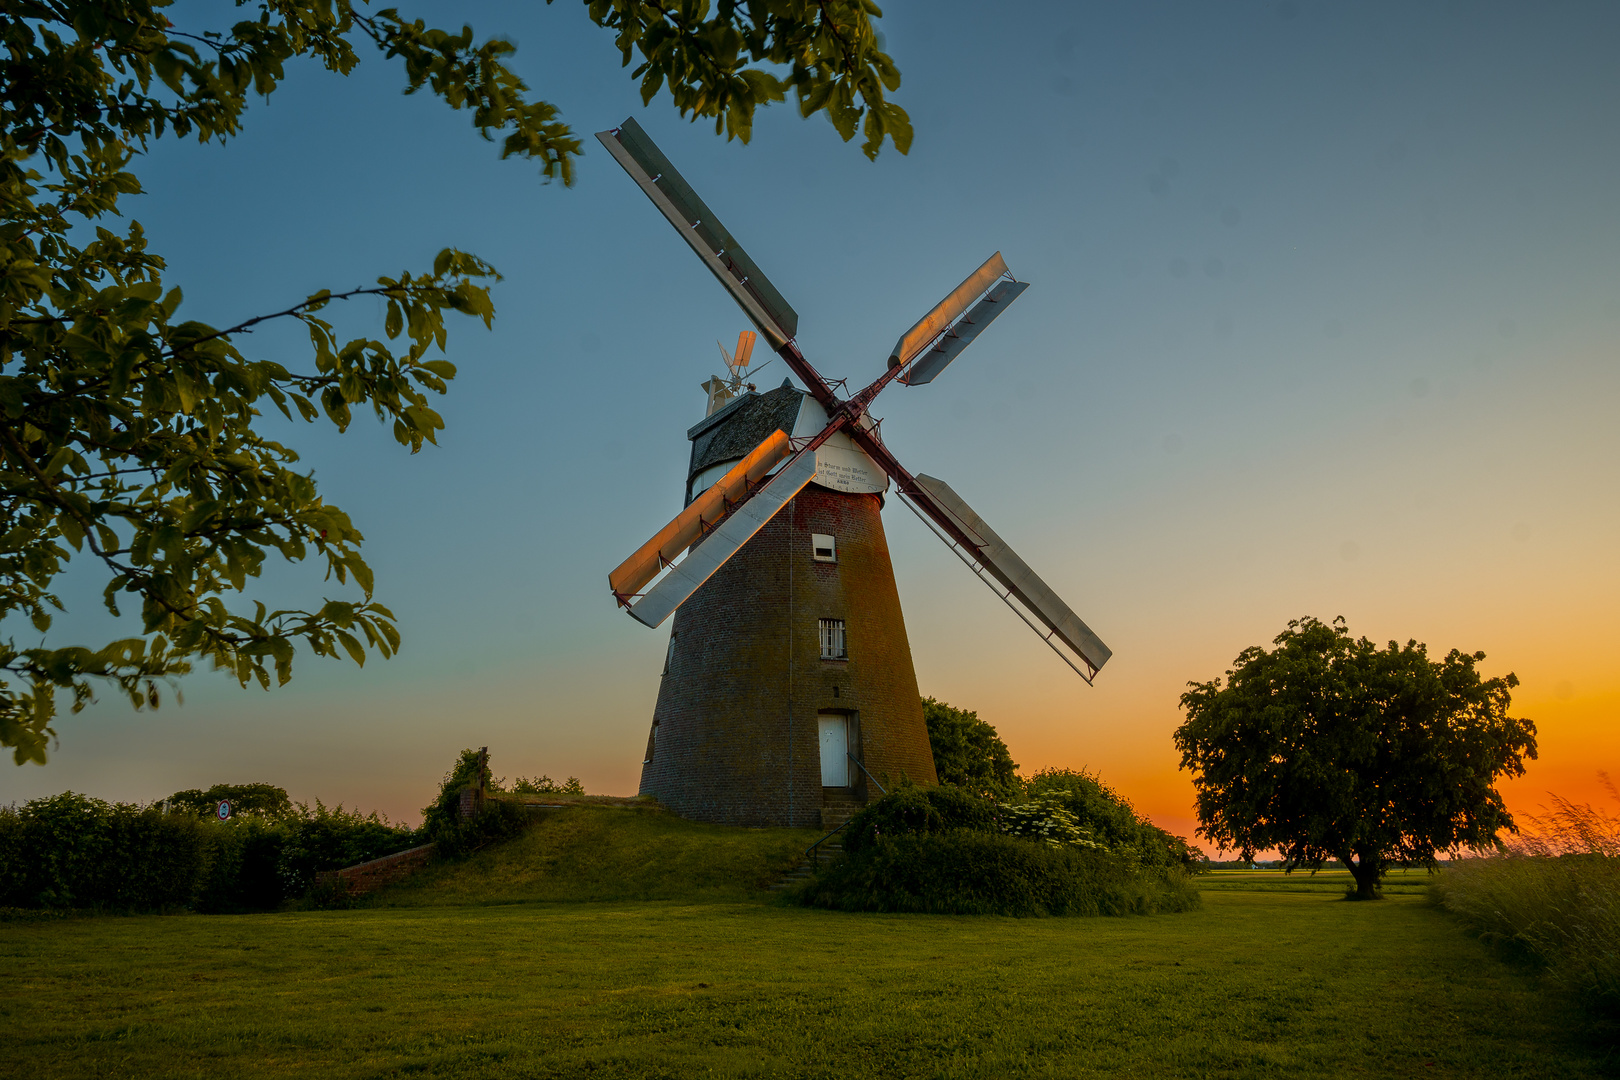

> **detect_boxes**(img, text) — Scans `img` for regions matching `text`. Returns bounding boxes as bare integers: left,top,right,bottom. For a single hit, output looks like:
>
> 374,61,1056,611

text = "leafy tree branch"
0,0,907,764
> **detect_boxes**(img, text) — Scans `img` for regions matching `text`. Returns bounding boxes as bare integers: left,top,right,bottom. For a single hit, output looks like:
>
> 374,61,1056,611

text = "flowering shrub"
998,797,1106,850
810,783,1202,917
1025,768,1207,872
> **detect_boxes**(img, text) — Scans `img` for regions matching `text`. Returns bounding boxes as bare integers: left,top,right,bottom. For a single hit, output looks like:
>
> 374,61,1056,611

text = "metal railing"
806,820,849,867
847,752,887,795
801,757,891,868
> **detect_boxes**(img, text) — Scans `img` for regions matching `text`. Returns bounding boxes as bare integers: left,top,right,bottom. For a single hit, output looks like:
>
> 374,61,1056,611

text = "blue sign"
216,800,232,821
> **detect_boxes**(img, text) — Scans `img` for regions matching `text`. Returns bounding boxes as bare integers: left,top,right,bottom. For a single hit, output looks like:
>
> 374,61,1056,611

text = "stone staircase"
820,800,861,831
766,802,862,892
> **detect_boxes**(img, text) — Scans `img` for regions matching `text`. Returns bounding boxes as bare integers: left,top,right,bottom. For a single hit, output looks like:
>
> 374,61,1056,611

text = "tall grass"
1430,773,1620,1014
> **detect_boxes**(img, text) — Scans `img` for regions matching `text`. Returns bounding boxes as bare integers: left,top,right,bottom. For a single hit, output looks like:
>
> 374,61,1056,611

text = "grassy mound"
370,805,819,906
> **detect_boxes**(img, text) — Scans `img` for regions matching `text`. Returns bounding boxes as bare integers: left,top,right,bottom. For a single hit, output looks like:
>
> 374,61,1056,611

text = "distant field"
1197,867,1435,895
0,811,1608,1078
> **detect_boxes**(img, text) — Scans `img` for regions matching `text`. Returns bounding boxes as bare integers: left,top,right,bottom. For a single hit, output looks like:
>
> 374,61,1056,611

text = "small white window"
812,533,837,562
819,618,847,660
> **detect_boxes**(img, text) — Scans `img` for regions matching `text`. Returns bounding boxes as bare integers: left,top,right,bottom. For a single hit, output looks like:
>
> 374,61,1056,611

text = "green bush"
278,802,421,895
432,798,529,859
842,782,997,853
796,831,1201,916
999,796,1104,849
102,805,213,909
810,784,1202,917
194,816,289,913
2,792,112,907
0,793,212,909
419,748,531,858
510,775,583,795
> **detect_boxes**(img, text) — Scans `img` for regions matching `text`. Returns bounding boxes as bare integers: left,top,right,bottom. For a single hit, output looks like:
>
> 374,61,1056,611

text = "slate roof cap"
687,382,807,485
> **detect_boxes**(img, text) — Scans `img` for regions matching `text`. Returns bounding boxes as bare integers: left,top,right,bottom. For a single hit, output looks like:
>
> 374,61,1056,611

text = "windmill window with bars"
819,619,847,660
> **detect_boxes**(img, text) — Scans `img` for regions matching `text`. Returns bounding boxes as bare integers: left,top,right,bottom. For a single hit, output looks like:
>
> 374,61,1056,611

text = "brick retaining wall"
314,843,436,897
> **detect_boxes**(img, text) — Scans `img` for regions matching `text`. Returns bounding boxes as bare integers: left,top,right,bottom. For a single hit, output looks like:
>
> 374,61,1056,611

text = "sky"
5,0,1617,845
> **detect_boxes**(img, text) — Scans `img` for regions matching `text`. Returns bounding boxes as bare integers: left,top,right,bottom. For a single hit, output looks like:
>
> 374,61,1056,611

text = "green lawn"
2,884,1609,1078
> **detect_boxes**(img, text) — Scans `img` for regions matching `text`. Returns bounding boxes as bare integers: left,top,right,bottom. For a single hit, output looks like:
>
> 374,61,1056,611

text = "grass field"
1,810,1612,1079
1197,866,1434,895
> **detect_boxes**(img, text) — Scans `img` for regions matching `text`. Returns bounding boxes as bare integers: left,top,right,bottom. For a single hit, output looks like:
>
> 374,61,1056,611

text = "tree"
923,696,1020,799
1174,616,1537,899
0,0,911,764
165,781,293,819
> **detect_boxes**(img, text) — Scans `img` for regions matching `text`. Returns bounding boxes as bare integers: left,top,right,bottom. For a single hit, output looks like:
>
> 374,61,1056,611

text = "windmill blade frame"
624,448,820,628
596,123,1111,684
904,473,1112,679
901,280,1030,386
888,252,1009,369
609,429,793,604
597,119,798,349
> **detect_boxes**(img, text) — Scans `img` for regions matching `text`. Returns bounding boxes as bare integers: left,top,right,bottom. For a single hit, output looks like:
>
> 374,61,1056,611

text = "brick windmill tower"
598,120,1113,829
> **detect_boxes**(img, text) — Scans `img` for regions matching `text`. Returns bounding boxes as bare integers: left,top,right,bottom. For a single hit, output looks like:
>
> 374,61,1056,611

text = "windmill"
598,118,1112,828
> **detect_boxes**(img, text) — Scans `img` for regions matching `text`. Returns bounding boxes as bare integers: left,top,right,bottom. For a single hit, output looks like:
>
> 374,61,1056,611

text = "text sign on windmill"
598,118,1111,684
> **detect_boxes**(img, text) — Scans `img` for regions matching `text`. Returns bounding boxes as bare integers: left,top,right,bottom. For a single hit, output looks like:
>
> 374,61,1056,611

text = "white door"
818,713,849,787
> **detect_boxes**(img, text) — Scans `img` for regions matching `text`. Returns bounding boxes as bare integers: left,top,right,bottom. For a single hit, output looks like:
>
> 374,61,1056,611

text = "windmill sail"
908,473,1112,677
610,430,792,602
902,279,1030,385
622,448,819,628
597,119,799,348
888,253,1010,369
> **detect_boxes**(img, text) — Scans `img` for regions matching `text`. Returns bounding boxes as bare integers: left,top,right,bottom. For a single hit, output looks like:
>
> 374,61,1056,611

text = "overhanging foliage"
0,0,909,763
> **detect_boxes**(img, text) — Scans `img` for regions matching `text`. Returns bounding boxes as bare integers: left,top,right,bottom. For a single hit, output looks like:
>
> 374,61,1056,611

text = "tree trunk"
1341,849,1382,900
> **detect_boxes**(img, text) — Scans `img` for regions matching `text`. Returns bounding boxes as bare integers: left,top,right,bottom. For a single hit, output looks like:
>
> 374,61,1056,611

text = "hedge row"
0,792,418,912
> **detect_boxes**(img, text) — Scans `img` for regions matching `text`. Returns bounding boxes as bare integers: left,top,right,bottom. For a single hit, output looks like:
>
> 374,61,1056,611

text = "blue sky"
7,1,1618,832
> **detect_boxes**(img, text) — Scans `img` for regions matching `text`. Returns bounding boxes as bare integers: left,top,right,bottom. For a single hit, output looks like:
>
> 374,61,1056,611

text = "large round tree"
1173,616,1537,899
